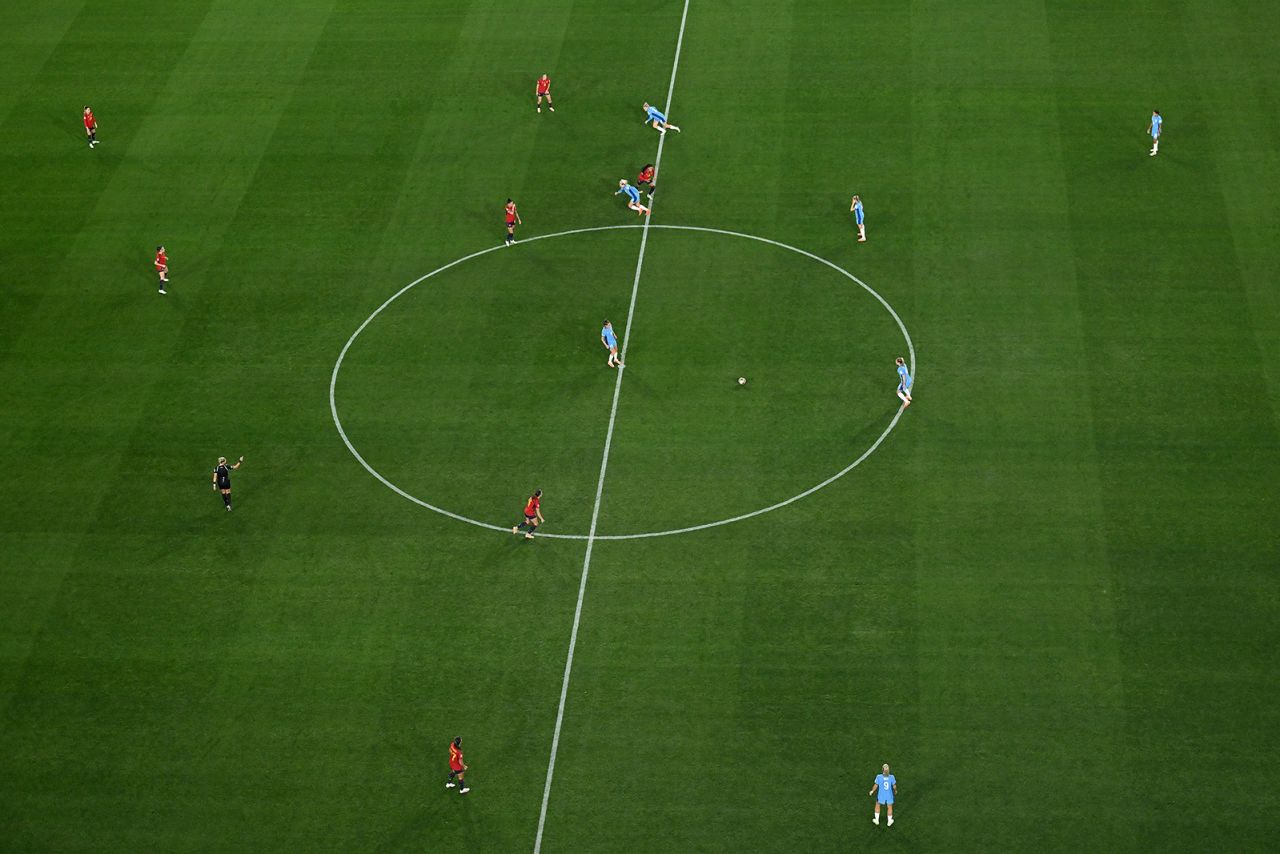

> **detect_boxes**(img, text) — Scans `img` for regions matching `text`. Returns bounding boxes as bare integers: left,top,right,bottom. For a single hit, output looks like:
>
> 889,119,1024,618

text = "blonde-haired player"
870,763,897,826
614,180,650,216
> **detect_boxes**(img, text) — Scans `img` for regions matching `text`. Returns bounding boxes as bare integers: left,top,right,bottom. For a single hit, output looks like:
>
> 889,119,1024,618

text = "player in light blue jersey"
869,763,897,826
601,320,623,368
1147,110,1162,156
615,179,651,216
642,101,680,134
850,194,866,243
895,357,912,407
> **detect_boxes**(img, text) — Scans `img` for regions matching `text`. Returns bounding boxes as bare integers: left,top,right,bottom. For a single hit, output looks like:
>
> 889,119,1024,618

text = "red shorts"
505,218,517,226
450,763,465,773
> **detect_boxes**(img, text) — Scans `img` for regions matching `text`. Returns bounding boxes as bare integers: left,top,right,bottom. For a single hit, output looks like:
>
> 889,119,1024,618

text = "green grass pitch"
2,1,1278,851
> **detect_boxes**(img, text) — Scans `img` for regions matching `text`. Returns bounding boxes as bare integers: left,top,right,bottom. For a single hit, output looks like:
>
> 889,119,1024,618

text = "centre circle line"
329,223,915,541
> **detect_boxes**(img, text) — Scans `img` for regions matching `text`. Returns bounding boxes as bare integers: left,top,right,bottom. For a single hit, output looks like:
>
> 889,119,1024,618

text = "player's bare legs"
886,803,894,826
857,223,866,242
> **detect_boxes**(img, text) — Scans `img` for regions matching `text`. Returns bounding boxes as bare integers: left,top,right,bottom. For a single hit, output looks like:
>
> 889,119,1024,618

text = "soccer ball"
738,377,747,385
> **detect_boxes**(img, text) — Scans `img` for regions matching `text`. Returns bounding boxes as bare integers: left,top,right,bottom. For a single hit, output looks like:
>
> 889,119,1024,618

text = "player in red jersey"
83,106,99,148
504,199,522,246
637,163,656,201
512,489,544,540
154,245,169,295
445,737,470,794
535,74,554,113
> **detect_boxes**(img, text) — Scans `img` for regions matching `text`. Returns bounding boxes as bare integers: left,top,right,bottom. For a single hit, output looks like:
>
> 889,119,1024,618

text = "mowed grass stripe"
1047,2,1280,847
903,2,1132,849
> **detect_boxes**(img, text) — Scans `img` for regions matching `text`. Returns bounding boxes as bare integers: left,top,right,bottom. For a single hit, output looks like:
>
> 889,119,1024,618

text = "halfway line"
532,1,692,850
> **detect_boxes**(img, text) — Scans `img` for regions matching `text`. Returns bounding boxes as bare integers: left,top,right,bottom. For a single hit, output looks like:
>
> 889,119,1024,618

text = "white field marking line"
532,3,691,851
330,224,914,540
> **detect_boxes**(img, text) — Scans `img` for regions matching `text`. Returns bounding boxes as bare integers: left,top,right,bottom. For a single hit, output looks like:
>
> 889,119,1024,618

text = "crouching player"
637,164,656,200
615,180,650,216
641,102,680,134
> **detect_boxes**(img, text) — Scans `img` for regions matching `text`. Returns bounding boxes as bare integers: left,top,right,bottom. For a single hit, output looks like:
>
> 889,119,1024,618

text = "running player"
535,74,554,113
870,763,897,826
512,489,544,540
504,199,521,246
637,163,656,200
154,245,169,294
1147,109,1162,156
601,320,623,368
615,180,650,216
212,455,243,511
83,106,99,148
641,102,680,134
895,357,912,407
445,737,470,794
850,195,866,243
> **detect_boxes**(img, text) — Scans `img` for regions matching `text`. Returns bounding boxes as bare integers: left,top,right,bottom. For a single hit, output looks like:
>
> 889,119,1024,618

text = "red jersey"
449,742,464,771
154,251,167,270
505,202,518,225
524,494,540,517
536,77,550,95
83,110,96,130
638,166,654,184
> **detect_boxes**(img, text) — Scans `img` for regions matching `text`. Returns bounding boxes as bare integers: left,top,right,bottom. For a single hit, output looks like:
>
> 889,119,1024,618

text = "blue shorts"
855,210,864,225
649,113,666,124
898,382,911,393
878,792,894,805
1151,130,1160,139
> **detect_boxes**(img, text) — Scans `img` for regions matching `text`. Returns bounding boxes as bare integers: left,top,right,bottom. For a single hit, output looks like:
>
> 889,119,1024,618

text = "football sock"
222,493,231,508
517,521,527,531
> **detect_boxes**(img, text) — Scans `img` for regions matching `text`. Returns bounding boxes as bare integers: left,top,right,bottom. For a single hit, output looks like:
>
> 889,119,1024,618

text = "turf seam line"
533,1,691,850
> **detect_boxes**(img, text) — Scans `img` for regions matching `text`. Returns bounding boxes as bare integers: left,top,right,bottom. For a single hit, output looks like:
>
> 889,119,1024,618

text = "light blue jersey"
1150,113,1162,138
601,325,618,348
897,363,912,391
645,105,666,124
875,774,896,804
853,198,864,225
617,184,641,204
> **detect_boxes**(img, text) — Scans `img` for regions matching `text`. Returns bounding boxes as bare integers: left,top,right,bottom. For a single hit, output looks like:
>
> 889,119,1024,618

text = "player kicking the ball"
642,102,680,134
601,320,623,368
615,180,650,216
512,489,544,540
895,357,912,407
535,74,554,113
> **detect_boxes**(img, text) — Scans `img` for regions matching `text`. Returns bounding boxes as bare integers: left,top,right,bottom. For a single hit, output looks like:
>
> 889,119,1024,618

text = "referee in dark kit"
212,455,243,511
